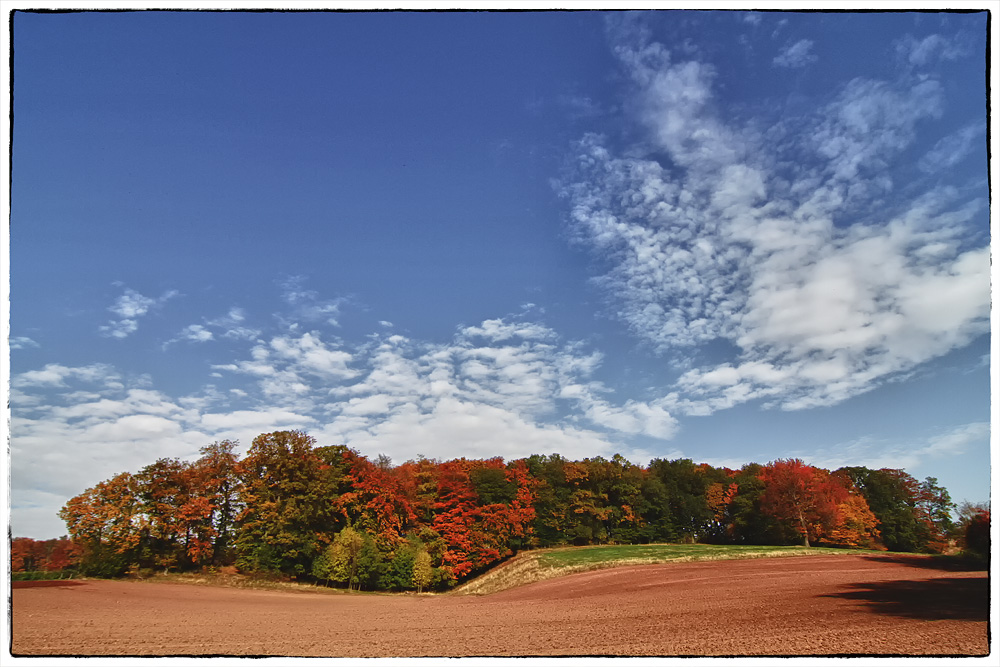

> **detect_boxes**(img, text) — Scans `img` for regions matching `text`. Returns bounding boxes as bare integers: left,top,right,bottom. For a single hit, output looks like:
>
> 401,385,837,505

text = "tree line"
27,430,986,591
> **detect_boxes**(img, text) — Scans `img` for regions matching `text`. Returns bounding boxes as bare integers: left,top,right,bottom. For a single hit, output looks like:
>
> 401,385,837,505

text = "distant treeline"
21,430,986,591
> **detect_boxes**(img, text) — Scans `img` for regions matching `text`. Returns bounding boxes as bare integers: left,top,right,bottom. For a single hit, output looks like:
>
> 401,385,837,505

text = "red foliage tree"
11,537,80,572
759,459,847,547
431,457,538,581
335,449,416,548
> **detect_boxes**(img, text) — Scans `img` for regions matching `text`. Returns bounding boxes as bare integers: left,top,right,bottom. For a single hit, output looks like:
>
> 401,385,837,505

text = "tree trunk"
797,506,810,547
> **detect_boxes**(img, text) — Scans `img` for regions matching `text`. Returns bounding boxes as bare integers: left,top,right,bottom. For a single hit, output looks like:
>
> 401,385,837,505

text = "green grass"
455,542,895,595
11,570,77,581
536,543,881,569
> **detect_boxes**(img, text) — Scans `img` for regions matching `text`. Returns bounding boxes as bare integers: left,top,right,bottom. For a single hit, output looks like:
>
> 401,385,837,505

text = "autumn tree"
395,455,441,525
838,467,951,552
59,472,145,576
431,457,537,581
235,431,345,575
11,538,43,572
329,526,365,590
758,459,848,547
136,457,215,571
194,439,242,565
335,449,416,548
964,509,990,557
54,429,960,585
820,476,881,549
412,548,432,593
704,480,739,542
10,537,80,572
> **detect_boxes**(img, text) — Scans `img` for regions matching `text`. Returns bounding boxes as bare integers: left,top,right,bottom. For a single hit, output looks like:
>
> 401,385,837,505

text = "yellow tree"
330,526,364,590
412,548,432,593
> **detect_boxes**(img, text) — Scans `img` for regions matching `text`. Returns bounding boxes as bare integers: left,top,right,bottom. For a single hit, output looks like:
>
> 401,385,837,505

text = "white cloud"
165,308,261,347
919,123,986,173
895,33,970,67
199,408,316,446
10,372,216,538
278,275,347,327
13,363,121,389
773,39,817,68
99,287,178,339
317,397,618,464
10,336,39,350
313,319,677,458
562,34,989,415
12,315,684,537
213,331,358,411
805,422,989,473
173,324,214,344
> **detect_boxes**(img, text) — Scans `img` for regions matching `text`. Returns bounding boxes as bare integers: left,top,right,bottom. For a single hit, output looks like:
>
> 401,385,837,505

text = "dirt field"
11,554,990,657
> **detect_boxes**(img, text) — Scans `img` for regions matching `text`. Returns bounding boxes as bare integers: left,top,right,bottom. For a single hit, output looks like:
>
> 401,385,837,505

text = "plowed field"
11,554,990,657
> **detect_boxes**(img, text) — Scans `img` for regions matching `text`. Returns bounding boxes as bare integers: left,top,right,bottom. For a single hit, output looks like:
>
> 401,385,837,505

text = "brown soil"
10,554,990,657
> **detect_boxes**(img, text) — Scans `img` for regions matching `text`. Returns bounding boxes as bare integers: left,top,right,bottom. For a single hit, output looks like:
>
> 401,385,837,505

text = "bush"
965,511,990,556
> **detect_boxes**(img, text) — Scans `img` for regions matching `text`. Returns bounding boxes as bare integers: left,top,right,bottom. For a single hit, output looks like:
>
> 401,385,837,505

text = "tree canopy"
43,430,967,590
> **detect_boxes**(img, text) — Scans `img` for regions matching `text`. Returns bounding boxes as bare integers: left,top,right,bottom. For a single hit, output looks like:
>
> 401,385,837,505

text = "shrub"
965,510,990,556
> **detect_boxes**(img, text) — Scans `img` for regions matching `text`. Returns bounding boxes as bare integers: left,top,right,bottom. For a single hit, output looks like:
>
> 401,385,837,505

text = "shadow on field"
822,576,988,621
859,554,987,572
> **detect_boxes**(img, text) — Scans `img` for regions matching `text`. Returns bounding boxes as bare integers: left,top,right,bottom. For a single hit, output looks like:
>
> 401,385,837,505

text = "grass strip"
456,543,892,596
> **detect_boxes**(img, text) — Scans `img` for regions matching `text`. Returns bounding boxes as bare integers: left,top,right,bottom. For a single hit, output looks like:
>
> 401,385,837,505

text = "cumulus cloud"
207,316,676,462
13,315,683,536
164,308,260,348
562,31,988,414
99,287,178,339
773,39,817,68
170,324,214,345
13,363,121,389
9,368,216,537
212,331,359,410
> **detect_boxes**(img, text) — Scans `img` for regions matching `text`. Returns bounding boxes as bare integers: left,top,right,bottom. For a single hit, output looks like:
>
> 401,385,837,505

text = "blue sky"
6,7,992,539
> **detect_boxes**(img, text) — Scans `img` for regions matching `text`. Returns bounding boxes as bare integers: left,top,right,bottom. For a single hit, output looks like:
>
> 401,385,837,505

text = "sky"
4,5,994,540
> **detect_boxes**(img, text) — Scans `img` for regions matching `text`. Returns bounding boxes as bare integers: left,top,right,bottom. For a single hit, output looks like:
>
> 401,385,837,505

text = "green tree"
524,454,573,547
385,545,417,591
648,458,712,542
469,465,517,505
355,534,387,591
235,431,345,575
918,476,955,549
838,467,931,552
311,544,336,586
727,464,794,545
